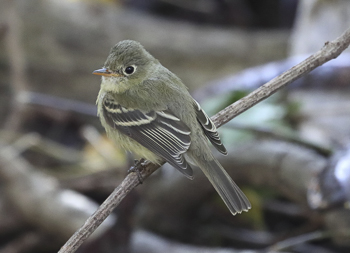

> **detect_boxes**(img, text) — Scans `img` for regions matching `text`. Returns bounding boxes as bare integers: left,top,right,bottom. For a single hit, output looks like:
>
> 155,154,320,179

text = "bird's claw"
127,158,146,184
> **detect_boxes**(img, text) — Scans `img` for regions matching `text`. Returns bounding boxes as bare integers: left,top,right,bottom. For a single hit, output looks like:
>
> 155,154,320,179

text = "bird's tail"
192,155,251,215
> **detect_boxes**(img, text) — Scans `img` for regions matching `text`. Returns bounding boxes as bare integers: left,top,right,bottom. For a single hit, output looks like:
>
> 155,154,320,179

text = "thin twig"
58,27,350,253
212,31,350,128
58,161,162,253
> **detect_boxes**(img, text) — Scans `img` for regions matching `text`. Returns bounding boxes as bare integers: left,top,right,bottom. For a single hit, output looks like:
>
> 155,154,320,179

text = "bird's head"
93,40,156,93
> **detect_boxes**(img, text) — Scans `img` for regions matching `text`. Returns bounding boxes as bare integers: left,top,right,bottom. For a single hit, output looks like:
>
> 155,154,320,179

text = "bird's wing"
193,99,227,155
102,98,193,179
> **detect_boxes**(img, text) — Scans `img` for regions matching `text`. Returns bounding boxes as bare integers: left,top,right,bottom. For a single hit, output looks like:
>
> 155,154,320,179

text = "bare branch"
212,29,350,128
58,27,350,253
59,162,161,253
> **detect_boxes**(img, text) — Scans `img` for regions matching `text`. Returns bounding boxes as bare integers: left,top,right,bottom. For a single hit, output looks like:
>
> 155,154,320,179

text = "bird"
93,40,251,215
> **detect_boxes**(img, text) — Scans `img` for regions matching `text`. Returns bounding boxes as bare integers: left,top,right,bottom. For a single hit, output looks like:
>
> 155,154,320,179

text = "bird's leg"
127,158,146,184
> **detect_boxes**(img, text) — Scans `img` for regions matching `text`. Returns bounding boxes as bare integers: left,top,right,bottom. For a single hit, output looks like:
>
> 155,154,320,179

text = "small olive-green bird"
93,40,251,215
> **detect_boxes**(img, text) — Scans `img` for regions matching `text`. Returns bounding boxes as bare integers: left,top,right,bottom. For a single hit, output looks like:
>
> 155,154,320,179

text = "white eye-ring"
123,65,136,75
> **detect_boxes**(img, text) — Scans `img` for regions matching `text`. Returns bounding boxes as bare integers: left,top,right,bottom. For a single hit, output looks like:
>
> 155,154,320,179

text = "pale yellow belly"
104,125,162,164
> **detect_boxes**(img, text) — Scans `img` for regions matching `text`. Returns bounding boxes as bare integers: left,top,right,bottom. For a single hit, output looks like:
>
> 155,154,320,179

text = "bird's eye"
124,66,135,75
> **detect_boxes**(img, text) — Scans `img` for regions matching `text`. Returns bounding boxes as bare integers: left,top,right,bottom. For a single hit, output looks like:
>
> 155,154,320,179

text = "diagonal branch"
58,27,350,253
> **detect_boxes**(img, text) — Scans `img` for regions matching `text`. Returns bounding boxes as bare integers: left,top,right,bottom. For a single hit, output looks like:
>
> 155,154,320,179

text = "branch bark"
58,27,350,253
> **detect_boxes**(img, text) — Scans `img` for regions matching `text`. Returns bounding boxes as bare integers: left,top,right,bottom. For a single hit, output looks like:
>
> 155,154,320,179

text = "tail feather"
194,158,251,215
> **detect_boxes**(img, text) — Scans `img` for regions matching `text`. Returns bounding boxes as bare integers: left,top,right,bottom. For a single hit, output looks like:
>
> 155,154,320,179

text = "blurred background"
1,0,350,252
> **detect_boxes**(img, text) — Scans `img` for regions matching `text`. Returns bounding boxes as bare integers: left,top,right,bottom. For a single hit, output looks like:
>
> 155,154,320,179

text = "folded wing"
102,98,193,178
193,99,227,155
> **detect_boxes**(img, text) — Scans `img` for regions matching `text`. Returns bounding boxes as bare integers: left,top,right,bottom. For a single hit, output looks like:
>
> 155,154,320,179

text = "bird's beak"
92,68,123,77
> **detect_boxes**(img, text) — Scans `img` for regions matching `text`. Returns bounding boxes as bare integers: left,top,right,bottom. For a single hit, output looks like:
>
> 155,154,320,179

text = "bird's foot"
127,158,146,184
